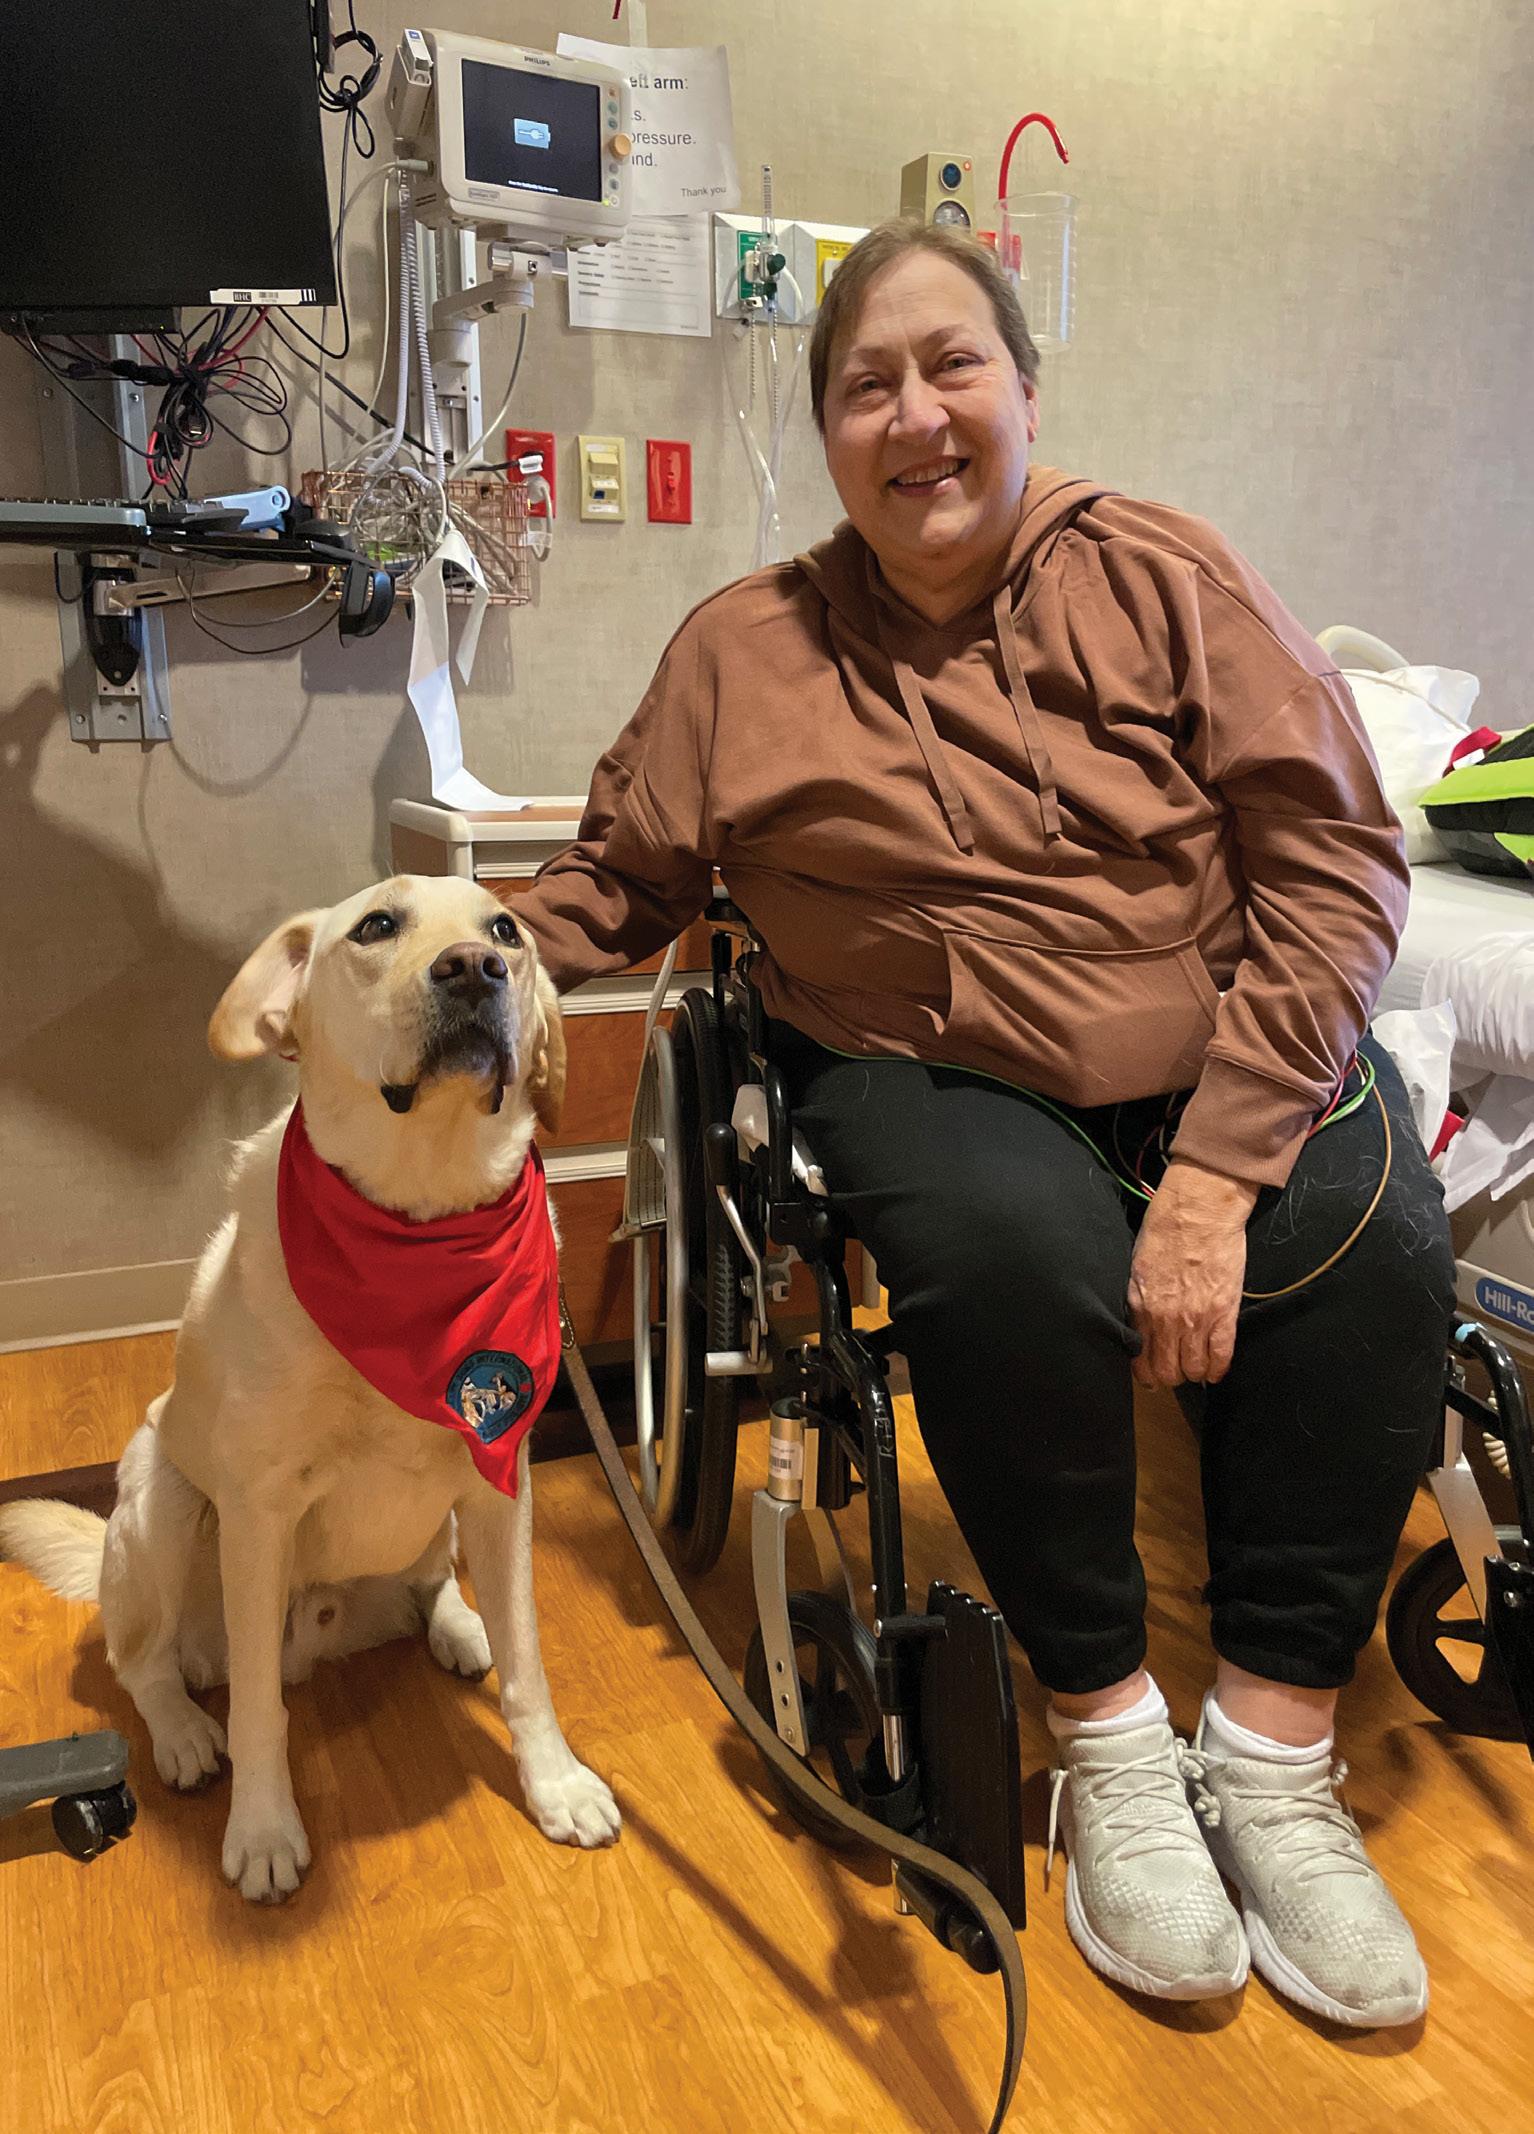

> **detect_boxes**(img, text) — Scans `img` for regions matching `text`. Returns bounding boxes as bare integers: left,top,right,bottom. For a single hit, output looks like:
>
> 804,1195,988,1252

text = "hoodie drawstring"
886,648,977,855
836,503,1096,854
993,586,1062,843
864,553,975,854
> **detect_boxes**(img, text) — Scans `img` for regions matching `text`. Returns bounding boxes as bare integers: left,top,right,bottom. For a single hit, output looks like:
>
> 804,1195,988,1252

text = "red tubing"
997,112,1070,201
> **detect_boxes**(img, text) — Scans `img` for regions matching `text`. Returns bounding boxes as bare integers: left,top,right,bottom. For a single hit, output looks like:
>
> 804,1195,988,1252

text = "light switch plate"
577,433,626,521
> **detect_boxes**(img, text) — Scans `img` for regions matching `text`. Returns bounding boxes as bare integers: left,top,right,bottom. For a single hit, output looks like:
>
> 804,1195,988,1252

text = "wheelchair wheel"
664,986,743,1573
1386,1530,1525,1740
743,1591,882,1849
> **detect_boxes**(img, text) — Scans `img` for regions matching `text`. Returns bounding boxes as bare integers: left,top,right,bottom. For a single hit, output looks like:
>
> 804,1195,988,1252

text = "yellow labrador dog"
1,875,620,1901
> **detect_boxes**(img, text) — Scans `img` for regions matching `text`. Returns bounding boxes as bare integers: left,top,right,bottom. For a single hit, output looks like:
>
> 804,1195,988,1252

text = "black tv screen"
0,0,337,329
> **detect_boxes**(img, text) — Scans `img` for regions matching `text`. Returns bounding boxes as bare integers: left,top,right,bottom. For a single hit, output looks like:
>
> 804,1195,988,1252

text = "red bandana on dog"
276,1104,561,1496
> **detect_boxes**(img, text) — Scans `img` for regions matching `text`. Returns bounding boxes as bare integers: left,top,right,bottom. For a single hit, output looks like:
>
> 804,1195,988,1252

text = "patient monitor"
390,29,634,248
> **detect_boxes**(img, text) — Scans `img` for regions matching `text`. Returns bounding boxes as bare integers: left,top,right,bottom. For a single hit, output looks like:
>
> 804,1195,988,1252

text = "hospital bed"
1375,861,1534,1364
1319,624,1534,1743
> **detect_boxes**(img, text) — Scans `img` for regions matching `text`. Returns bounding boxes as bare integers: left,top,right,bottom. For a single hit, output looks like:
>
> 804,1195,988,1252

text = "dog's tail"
0,1499,106,1603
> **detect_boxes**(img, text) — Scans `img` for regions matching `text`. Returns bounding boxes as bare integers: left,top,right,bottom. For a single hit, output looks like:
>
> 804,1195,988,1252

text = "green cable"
815,1038,1376,1206
1307,1052,1377,1135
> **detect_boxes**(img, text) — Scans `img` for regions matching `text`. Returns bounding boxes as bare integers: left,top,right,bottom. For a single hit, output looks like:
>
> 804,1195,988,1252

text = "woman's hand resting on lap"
1127,1159,1260,1387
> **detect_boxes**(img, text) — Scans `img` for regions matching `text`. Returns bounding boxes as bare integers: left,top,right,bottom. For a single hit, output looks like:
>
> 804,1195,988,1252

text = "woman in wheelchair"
513,220,1455,2028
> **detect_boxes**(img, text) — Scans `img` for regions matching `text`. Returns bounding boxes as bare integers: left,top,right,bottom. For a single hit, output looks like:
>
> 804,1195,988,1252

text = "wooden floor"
3,1334,1532,2134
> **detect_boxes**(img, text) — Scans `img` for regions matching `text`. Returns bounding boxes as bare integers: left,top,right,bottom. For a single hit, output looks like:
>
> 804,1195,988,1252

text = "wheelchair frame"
621,899,1028,1944
1390,1320,1534,1751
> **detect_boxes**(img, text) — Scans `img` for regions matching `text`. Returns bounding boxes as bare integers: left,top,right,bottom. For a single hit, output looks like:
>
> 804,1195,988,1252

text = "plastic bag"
1371,1001,1457,1149
1317,625,1480,864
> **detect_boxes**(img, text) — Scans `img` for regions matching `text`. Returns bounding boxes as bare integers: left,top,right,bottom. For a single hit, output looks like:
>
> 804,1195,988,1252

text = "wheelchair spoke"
823,1722,865,1806
1432,1615,1488,1647
795,1642,871,1806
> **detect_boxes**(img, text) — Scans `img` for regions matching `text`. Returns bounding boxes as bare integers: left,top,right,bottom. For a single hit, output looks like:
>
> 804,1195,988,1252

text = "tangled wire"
19,309,291,497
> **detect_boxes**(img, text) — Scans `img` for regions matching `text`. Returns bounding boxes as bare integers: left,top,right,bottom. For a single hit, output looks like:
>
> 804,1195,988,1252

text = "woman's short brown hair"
808,218,1040,434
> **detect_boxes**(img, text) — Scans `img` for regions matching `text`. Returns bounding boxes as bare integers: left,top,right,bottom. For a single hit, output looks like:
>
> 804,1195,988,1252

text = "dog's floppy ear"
208,910,323,1061
528,959,567,1136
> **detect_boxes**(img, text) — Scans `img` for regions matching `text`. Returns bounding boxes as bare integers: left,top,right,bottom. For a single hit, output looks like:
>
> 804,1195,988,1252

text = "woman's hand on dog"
1128,1159,1259,1388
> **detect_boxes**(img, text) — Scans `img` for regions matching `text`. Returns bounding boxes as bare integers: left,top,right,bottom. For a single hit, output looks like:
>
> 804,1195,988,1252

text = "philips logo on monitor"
514,118,552,150
1475,1275,1534,1336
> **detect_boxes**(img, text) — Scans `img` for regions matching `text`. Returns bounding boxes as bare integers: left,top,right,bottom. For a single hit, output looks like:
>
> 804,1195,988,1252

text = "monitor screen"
461,62,603,204
0,0,336,326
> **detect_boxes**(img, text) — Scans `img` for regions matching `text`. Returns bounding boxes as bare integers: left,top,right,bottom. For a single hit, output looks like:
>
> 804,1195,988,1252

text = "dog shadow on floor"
62,1618,543,1940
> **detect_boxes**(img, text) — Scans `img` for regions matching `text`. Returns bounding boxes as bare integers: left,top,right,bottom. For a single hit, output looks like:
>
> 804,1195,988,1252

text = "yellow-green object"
1420,727,1534,881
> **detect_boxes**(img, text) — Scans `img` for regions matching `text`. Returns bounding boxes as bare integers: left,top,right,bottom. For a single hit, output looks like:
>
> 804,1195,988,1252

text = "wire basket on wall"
300,468,533,604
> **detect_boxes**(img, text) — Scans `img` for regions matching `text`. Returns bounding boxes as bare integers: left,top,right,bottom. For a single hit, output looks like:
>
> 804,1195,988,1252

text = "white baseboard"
0,1260,194,1355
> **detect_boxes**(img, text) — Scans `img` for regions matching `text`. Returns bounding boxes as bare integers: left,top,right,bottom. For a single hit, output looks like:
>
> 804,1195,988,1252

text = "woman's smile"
888,454,971,496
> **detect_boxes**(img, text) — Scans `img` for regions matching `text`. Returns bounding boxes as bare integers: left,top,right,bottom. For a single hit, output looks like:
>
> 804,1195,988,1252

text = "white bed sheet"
1376,865,1534,1082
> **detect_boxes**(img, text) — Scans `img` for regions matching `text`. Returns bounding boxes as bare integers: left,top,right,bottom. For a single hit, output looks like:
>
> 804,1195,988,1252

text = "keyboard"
0,497,249,548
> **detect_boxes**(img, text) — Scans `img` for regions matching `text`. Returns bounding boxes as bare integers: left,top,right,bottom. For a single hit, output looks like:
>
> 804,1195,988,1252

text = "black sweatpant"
772,1023,1457,1695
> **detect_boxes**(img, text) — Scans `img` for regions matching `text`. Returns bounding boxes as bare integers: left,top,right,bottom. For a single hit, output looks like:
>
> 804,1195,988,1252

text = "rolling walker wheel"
51,1780,138,1862
744,1590,883,1848
1386,1529,1526,1740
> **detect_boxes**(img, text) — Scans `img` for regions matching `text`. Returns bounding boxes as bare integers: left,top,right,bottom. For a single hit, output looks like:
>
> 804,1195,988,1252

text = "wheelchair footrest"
917,1582,1027,1928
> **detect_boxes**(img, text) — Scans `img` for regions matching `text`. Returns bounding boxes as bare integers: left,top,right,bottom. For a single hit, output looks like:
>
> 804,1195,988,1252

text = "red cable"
1307,1053,1359,1137
223,306,269,357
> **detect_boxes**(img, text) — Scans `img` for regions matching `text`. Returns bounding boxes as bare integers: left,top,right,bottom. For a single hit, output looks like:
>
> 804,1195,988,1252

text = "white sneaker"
1192,1713,1429,2028
1047,1717,1249,2000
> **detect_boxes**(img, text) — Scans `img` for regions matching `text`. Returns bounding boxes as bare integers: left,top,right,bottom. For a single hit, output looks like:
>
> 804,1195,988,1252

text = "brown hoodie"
515,467,1409,1189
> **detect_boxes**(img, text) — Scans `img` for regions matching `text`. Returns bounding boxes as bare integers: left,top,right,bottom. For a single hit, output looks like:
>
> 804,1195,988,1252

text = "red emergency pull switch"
646,439,692,524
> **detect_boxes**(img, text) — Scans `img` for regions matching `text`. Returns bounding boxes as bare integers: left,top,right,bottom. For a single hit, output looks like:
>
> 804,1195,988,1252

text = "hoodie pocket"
941,929,1222,1100
742,882,953,1045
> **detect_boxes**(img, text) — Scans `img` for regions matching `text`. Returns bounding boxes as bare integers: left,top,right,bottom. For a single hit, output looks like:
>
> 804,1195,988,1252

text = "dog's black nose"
429,941,509,999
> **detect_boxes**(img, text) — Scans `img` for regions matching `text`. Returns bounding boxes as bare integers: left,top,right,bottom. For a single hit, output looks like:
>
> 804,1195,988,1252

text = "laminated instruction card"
565,214,713,338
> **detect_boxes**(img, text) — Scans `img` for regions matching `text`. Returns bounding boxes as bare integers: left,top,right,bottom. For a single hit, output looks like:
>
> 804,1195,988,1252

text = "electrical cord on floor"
556,1288,1026,2134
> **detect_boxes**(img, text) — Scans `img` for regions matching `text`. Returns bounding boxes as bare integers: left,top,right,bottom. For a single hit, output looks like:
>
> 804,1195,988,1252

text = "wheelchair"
1389,1319,1534,1751
619,898,1534,1961
620,895,1028,1955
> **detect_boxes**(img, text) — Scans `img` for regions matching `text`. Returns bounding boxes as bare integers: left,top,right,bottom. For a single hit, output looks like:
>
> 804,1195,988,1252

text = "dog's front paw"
428,1604,493,1679
523,1759,622,1849
221,1793,311,1903
151,1701,227,1791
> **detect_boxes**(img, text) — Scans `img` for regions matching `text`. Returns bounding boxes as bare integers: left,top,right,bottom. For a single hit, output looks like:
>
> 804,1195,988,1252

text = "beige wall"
2,0,1531,1333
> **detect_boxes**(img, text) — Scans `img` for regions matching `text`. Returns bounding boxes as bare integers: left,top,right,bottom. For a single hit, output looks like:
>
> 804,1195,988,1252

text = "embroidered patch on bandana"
448,1350,536,1444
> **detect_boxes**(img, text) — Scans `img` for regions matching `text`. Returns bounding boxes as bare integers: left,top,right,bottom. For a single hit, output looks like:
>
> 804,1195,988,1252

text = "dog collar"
276,1104,560,1496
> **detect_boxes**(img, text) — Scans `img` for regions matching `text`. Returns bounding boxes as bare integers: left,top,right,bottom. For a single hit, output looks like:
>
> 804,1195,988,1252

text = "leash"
557,1293,1026,2133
